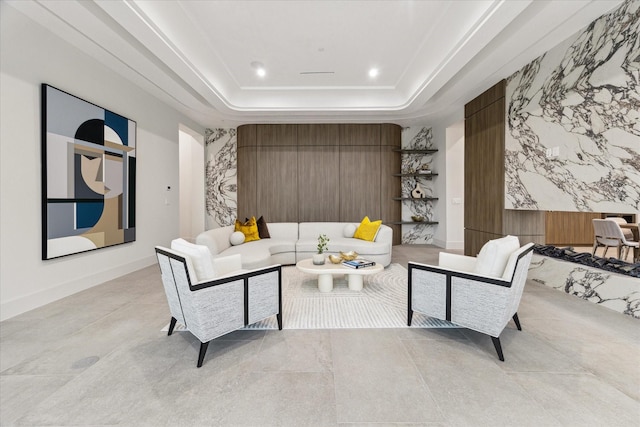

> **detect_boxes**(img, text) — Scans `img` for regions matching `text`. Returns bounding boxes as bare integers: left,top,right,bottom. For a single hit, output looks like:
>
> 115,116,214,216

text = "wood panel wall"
545,211,601,246
236,124,402,244
464,81,545,255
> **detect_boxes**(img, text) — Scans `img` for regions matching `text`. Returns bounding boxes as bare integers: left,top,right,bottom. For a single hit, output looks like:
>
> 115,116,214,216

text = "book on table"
342,259,375,269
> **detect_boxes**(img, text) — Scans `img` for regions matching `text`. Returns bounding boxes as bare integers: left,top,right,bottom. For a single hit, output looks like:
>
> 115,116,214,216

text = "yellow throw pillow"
353,216,382,242
235,216,260,242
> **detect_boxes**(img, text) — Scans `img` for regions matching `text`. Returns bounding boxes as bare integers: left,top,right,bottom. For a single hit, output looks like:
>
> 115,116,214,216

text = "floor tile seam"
397,336,448,425
506,371,601,378
0,372,76,380
514,362,640,404
503,334,640,392
397,335,470,343
524,326,640,347
62,301,142,337
526,328,640,363
327,355,339,427
501,372,573,427
504,368,593,375
249,329,268,373
248,369,335,376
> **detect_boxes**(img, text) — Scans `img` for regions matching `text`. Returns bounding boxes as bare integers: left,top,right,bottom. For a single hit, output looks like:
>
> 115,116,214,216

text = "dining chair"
592,218,639,262
608,217,634,241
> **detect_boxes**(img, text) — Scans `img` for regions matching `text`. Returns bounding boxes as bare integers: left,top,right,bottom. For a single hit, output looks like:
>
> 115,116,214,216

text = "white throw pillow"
229,231,245,246
474,235,520,278
171,238,217,282
343,224,357,238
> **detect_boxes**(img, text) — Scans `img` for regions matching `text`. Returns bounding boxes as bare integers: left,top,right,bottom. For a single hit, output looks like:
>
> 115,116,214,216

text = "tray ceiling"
8,0,623,127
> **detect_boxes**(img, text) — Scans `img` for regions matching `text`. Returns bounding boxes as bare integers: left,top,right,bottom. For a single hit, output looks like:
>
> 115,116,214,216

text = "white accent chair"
592,218,639,262
155,242,282,368
408,236,535,361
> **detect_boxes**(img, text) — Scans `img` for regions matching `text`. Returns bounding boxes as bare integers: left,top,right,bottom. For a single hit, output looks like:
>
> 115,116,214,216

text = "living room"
1,0,638,425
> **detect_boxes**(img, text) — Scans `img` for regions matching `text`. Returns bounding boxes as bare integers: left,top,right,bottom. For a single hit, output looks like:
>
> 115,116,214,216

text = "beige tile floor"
1,245,638,426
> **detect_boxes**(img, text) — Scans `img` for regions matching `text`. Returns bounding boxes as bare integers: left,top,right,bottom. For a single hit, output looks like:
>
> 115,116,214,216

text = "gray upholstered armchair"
155,242,282,367
408,236,534,361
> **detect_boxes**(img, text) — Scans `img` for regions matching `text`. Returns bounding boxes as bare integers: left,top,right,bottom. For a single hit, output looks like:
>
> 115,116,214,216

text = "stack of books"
342,259,375,269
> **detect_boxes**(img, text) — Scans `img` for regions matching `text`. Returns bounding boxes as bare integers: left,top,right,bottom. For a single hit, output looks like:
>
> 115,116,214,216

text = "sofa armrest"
213,254,243,277
438,252,477,272
408,262,511,288
195,226,233,256
374,224,393,244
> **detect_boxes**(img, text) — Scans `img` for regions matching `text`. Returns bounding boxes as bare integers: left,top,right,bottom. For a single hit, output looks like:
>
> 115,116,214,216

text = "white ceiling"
10,0,623,128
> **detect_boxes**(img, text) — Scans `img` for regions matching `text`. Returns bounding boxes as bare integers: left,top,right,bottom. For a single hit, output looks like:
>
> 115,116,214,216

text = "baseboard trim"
0,255,156,321
433,238,464,250
446,240,464,250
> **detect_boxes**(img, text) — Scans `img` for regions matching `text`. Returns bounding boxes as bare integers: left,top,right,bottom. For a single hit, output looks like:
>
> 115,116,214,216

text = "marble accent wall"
401,126,437,243
204,128,237,229
529,254,639,318
505,0,640,213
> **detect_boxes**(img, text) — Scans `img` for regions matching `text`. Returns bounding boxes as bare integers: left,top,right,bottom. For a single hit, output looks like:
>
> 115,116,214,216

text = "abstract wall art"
41,84,136,259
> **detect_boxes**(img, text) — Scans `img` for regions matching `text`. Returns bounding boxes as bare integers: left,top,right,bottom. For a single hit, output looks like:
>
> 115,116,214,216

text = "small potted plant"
313,234,329,265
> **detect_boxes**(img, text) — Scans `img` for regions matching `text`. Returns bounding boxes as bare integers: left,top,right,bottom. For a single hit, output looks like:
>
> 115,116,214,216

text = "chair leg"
168,317,177,336
407,309,413,326
602,246,608,258
197,341,210,368
512,313,522,331
591,241,598,257
491,336,504,362
277,313,283,330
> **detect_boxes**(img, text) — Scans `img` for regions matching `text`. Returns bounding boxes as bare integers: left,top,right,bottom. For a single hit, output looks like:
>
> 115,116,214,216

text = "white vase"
411,182,426,199
312,253,325,265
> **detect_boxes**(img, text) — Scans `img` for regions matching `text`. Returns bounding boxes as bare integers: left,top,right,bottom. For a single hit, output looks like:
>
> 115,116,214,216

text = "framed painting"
41,84,136,259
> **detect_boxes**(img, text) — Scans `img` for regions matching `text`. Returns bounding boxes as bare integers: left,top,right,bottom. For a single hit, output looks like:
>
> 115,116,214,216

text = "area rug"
163,263,458,330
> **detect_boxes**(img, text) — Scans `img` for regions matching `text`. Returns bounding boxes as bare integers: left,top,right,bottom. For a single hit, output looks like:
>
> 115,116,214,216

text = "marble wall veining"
505,0,640,213
401,126,437,244
528,254,640,318
204,128,237,229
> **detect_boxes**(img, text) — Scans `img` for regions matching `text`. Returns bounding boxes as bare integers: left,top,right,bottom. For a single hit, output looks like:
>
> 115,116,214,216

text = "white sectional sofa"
195,222,393,269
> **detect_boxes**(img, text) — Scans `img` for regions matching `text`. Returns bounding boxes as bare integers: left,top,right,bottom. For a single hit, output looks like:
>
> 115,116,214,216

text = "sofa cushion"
474,235,520,278
343,223,356,238
354,216,382,241
501,242,533,281
229,231,245,246
298,222,348,239
268,240,296,255
296,237,389,255
256,215,271,239
219,240,273,270
265,222,299,240
170,238,216,282
235,217,260,242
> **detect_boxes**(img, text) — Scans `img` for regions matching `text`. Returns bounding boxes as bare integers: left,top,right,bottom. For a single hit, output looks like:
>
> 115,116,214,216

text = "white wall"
444,122,465,249
0,2,205,320
179,125,205,241
428,111,465,249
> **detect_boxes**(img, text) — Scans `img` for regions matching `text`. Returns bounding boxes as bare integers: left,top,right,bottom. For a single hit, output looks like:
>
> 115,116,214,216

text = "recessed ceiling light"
369,68,379,78
251,61,266,77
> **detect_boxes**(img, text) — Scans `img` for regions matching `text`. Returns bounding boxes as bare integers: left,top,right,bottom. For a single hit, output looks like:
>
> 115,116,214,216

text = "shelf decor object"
411,182,427,199
41,84,137,259
394,146,439,231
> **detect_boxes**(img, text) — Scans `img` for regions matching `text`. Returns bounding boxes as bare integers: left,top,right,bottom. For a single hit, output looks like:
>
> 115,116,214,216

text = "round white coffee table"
295,258,384,292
